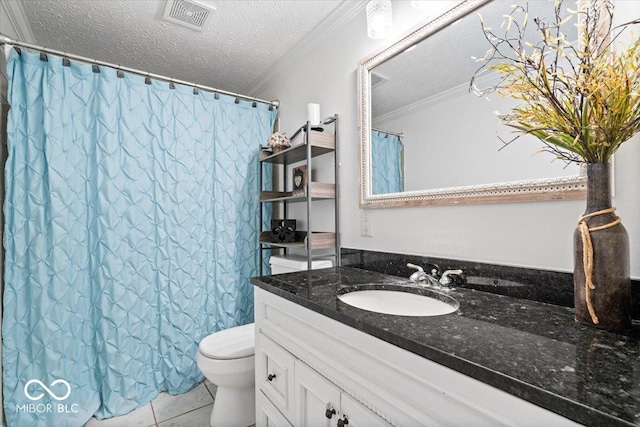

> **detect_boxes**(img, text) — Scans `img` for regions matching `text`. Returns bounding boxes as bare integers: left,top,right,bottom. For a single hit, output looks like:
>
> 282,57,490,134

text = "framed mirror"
358,0,587,208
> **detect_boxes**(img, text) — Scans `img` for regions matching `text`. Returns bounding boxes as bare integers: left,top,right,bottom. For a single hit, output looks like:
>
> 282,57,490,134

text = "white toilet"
196,323,256,427
196,255,333,427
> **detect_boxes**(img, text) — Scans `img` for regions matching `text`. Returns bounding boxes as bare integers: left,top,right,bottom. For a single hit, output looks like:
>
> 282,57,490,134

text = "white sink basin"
338,289,458,317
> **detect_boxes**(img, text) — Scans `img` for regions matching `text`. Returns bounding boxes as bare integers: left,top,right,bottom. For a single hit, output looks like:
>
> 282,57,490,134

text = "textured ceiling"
372,0,579,119
19,0,346,96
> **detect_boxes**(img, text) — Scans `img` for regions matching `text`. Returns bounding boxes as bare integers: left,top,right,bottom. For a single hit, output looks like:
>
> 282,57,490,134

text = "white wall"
257,0,640,278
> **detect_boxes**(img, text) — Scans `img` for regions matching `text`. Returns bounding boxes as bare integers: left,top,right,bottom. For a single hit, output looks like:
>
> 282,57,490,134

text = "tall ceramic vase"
574,162,631,331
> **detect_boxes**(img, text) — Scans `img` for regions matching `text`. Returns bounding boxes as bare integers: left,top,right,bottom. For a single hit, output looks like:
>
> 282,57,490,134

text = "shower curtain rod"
0,34,280,108
372,127,404,139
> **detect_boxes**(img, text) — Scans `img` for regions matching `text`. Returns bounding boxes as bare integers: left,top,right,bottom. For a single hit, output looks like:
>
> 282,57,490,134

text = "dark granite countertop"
251,266,640,427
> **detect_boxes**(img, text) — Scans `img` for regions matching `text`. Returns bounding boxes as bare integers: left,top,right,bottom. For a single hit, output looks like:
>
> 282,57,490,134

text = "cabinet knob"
325,408,336,419
267,373,276,381
337,416,349,426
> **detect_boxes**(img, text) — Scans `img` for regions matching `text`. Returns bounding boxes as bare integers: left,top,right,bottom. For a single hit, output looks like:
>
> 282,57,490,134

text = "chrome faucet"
407,263,463,288
407,263,440,286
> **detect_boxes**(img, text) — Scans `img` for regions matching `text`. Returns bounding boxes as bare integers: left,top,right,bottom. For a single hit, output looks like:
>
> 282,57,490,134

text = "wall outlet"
361,211,372,237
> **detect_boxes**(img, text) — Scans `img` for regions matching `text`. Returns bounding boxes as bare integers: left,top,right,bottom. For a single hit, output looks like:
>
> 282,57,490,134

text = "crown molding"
245,0,368,97
1,0,36,43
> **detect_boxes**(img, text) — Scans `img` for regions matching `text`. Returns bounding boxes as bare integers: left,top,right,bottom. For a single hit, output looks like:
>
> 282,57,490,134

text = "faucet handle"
440,269,463,286
407,263,427,283
406,263,424,272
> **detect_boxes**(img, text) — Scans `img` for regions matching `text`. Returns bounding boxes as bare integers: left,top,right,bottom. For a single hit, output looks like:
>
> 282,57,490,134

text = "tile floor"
83,380,222,427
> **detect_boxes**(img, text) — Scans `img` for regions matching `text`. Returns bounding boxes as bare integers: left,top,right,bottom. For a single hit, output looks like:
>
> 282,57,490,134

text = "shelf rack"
258,115,340,273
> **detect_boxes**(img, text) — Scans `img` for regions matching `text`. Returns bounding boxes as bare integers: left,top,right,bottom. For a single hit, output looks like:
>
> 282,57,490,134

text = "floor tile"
152,383,214,423
157,404,212,427
203,379,217,398
83,403,156,427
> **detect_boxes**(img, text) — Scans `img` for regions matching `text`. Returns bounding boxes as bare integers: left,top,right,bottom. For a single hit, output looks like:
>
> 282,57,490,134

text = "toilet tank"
269,255,333,274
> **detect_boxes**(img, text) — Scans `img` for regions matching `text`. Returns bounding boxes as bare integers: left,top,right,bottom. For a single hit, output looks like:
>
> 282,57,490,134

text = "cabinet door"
257,333,296,421
340,393,393,427
257,390,294,427
294,360,341,427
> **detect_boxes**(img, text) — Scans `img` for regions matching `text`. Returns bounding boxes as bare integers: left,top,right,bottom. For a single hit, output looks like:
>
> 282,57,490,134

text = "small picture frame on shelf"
292,166,307,196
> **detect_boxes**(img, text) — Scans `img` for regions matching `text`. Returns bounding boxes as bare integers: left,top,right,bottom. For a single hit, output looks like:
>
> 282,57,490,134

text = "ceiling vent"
162,0,215,31
370,71,389,88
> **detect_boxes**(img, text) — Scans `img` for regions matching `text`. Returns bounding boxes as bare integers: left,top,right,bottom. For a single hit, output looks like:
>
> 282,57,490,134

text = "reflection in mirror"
359,0,587,207
371,128,404,194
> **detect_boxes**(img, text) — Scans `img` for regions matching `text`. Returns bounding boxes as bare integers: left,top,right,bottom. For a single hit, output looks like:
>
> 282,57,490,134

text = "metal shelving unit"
259,114,340,273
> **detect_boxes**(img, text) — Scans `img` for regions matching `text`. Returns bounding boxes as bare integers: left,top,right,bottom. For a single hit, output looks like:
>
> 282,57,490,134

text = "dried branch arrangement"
470,1,640,164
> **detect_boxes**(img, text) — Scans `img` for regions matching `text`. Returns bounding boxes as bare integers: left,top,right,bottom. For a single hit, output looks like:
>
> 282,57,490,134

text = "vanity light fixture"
366,0,393,39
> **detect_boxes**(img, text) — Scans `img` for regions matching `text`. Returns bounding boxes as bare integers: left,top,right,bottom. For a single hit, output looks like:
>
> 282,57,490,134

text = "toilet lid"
199,323,255,359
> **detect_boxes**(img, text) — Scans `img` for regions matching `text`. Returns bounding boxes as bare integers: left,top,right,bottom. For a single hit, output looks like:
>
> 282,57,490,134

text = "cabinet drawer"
257,333,296,421
257,390,293,427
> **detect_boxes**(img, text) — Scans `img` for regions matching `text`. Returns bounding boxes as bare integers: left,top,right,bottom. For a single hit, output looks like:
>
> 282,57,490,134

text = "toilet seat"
199,323,255,359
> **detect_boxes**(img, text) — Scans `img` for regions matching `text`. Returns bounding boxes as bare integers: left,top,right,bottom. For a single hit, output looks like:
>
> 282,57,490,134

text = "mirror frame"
358,0,587,208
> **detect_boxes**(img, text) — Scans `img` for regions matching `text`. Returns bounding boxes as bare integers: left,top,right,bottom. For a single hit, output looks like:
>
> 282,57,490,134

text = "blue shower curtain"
371,130,403,194
2,48,276,427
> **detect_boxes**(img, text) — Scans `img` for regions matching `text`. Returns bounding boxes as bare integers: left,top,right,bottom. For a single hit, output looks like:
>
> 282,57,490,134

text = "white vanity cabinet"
256,331,390,427
254,287,581,427
340,393,394,427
